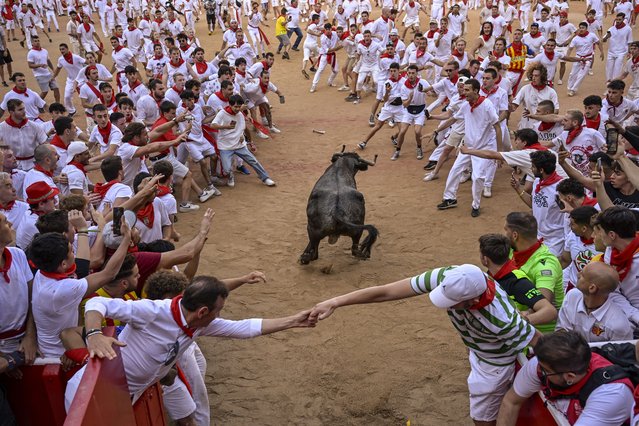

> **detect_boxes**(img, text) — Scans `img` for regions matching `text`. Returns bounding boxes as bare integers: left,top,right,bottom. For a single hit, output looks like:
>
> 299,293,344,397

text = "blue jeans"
219,146,270,181
287,27,303,49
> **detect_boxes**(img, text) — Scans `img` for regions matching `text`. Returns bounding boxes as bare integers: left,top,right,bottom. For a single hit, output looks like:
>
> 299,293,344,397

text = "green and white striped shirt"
410,266,536,366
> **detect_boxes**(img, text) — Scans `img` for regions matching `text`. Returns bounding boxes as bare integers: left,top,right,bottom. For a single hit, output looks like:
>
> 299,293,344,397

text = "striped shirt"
410,266,536,365
506,42,532,72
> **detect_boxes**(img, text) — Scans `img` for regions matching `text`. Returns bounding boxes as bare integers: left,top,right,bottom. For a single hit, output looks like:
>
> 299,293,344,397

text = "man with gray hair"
22,144,66,200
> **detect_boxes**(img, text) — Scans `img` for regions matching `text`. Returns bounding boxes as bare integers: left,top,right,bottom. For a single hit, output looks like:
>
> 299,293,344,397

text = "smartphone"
597,157,602,172
113,207,124,236
555,194,565,210
606,127,619,155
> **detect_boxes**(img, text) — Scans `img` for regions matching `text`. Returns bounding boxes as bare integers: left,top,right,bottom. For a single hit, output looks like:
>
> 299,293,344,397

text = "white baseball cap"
428,264,489,309
390,28,399,35
66,141,89,165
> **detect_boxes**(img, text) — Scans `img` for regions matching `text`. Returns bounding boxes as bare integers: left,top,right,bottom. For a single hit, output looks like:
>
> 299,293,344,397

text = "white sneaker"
269,125,281,133
588,70,594,75
256,130,269,139
338,85,350,91
423,172,438,181
388,120,395,128
206,185,222,196
567,90,575,97
198,189,215,202
483,187,492,198
390,150,400,161
310,84,317,93
557,79,563,85
263,178,276,186
179,202,200,212
460,170,471,183
227,175,235,187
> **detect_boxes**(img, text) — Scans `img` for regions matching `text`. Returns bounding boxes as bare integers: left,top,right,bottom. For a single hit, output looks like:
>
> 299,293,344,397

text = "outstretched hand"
243,271,266,284
309,299,338,321
290,309,318,328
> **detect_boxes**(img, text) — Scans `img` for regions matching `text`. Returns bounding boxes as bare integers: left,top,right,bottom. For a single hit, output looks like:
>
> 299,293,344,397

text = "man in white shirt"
602,13,632,83
310,23,341,93
50,43,85,116
0,172,30,231
511,63,559,129
26,36,60,103
0,99,47,170
566,22,603,97
615,41,639,100
286,0,303,51
15,180,58,249
553,109,605,177
110,36,137,89
60,141,91,196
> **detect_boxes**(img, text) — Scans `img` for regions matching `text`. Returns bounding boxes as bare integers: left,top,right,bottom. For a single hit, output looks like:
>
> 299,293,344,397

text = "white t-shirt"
212,108,246,150
1,89,46,121
33,273,89,358
562,232,599,290
531,177,565,256
60,163,91,196
453,97,499,149
134,197,171,243
554,127,605,176
116,142,148,187
606,24,632,55
15,211,39,250
569,32,599,57
27,48,52,78
89,123,123,153
0,200,30,231
98,182,132,213
56,54,86,82
0,247,34,339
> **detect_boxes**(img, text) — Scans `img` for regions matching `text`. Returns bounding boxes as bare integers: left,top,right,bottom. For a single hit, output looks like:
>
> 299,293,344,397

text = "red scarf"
359,39,372,47
50,134,68,150
469,96,486,112
526,142,549,151
34,164,54,177
236,68,246,77
481,33,491,41
194,60,207,74
153,52,164,60
544,49,554,61
538,121,555,132
427,29,439,38
583,196,598,206
259,78,269,94
63,52,74,64
157,185,171,196
40,263,77,280
0,248,12,284
531,83,547,91
451,49,464,59
513,239,543,267
408,0,415,6
5,116,27,128
261,60,270,72
586,17,595,24
215,91,228,102
83,22,91,32
578,31,590,37
93,179,119,199
492,50,504,58
580,235,595,245
172,85,183,95
585,114,601,130
12,87,27,97
404,78,419,89
129,80,142,91
482,84,498,96
468,277,496,310
609,233,639,281
31,46,42,51
530,31,542,38
113,44,124,53
136,202,155,228
170,58,185,67
127,25,135,31
69,161,86,175
565,125,584,145
179,43,191,52
535,171,562,193
632,55,639,65
154,18,164,24
170,295,195,338
0,200,15,210
616,22,626,29
416,48,427,58
86,81,105,104
224,106,237,115
489,259,518,280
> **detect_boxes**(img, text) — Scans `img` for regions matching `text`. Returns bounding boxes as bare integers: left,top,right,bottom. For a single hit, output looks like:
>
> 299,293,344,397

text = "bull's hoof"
352,250,369,260
299,256,311,265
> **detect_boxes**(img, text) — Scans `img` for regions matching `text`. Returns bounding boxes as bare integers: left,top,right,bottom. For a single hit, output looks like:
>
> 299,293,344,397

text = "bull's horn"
361,155,378,166
341,145,346,153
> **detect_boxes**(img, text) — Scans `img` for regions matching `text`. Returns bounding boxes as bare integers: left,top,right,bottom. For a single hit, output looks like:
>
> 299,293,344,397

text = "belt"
15,155,34,161
0,324,26,340
149,152,168,162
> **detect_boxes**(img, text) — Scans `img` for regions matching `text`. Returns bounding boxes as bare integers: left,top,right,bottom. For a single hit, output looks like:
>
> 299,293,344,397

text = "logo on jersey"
573,249,595,272
591,322,605,336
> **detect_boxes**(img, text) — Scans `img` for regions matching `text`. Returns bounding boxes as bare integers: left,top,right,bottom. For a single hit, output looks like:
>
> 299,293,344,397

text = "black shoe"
471,207,480,217
282,52,290,59
1,81,7,87
310,66,317,72
292,47,300,51
423,160,437,171
345,93,357,101
437,199,457,210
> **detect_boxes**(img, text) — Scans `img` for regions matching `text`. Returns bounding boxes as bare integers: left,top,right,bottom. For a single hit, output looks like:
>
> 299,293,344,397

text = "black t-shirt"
604,181,639,209
496,271,545,310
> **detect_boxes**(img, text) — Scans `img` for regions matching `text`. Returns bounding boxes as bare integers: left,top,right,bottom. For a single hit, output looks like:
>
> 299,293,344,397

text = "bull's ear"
331,154,341,163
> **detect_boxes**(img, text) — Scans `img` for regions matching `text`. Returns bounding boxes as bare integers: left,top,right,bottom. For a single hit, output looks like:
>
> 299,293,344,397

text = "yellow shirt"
275,16,288,36
80,288,139,327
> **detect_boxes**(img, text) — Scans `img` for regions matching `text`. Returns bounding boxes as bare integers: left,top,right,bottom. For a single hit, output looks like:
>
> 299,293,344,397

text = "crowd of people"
0,0,639,424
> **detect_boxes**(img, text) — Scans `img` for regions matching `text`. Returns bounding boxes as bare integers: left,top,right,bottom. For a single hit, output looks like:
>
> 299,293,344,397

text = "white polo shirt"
0,120,47,169
134,197,171,243
605,24,632,56
0,247,34,346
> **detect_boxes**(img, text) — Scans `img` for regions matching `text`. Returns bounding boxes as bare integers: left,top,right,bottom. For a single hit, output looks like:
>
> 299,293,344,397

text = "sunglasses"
539,365,569,383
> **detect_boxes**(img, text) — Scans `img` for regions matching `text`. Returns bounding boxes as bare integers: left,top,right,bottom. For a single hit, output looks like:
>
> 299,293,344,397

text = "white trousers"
606,53,625,81
312,55,337,86
63,79,76,114
45,10,59,29
567,59,592,92
248,26,267,56
443,153,496,209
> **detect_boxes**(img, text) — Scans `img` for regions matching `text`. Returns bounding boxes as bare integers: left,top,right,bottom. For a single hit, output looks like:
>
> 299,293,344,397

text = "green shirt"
517,244,564,334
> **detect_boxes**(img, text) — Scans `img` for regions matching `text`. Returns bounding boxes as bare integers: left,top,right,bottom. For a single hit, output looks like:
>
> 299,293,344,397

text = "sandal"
301,69,310,80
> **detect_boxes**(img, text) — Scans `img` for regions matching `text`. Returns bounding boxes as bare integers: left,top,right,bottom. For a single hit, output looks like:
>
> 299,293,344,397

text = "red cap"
26,181,59,205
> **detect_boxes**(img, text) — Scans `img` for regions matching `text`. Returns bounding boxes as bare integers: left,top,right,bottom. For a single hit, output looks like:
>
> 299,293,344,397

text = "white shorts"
445,130,464,148
162,376,197,421
467,351,516,422
303,44,319,62
555,46,568,61
404,16,419,27
151,152,189,179
400,108,426,126
186,136,216,162
5,20,15,30
378,105,404,122
82,41,100,53
271,0,280,6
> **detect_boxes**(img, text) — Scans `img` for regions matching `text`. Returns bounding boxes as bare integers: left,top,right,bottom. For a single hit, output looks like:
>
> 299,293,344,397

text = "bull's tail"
335,217,379,257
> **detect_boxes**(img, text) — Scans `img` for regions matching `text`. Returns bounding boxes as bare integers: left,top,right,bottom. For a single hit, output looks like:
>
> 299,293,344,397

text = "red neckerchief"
69,161,86,175
427,29,439,38
157,185,171,196
362,18,371,25
34,164,54,177
104,95,116,109
129,80,142,91
224,106,237,115
379,52,393,59
154,52,164,60
12,87,27,97
489,259,518,280
440,28,448,35
578,31,590,37
359,39,372,47
535,171,562,193
543,48,555,61
585,114,601,130
451,49,464,59
449,72,459,85
513,239,543,267
0,248,12,284
416,48,426,58
127,25,135,31
616,22,626,29
215,91,229,102
565,125,584,145
261,60,270,72
482,84,498,96
86,81,105,103
468,277,496,310
583,196,598,206
82,22,91,32
63,52,74,64
381,15,389,22
170,295,195,338
388,76,399,83
40,263,78,280
5,116,27,128
154,18,164,24
172,85,184,95
492,50,504,58
526,142,549,151
170,58,185,67
93,179,119,199
340,31,351,40
179,43,191,52
580,235,595,245
404,78,419,89
538,121,555,132
481,33,491,41
0,200,15,210
235,68,246,78
194,60,207,74
259,78,269,94
236,39,244,47
530,31,542,38
531,83,547,91
136,202,155,228
632,55,639,65
114,44,124,53
469,96,486,112
50,134,68,150
610,233,639,281
586,17,595,24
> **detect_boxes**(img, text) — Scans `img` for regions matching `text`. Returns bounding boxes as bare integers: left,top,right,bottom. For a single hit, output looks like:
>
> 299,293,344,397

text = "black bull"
299,151,379,265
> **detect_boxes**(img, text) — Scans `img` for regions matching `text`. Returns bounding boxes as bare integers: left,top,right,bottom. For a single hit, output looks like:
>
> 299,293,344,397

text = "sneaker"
263,178,276,186
282,52,290,59
338,85,350,91
391,135,398,146
345,93,357,101
352,96,361,104
588,70,594,76
567,90,575,97
236,165,251,175
227,175,235,187
390,150,400,160
423,160,437,171
179,202,201,212
206,185,222,196
368,114,375,126
358,141,367,150
269,125,281,133
423,172,438,181
256,130,269,139
557,79,563,85
388,119,395,128
211,176,226,186
471,207,480,217
310,84,317,93
416,147,424,160
328,81,336,87
482,187,492,198
198,189,215,202
291,47,300,51
302,69,310,79
460,170,472,183
310,66,317,72
437,199,458,210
